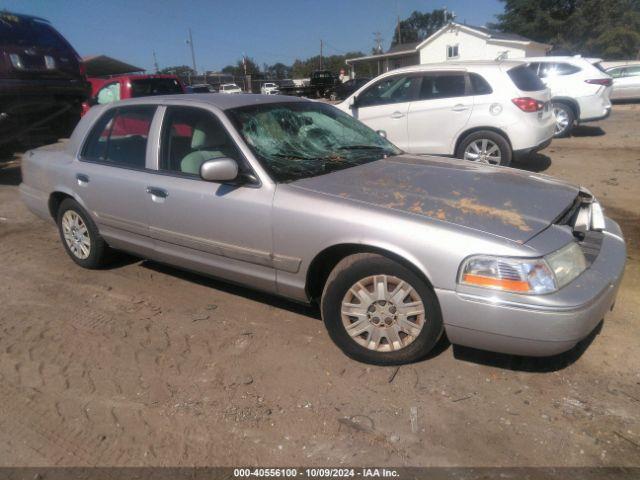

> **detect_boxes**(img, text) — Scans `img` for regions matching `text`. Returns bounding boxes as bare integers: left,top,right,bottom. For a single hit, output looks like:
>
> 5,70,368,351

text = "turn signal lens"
512,97,543,112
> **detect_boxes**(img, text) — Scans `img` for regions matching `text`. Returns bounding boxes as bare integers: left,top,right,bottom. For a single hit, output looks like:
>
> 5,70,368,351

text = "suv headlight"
459,242,587,294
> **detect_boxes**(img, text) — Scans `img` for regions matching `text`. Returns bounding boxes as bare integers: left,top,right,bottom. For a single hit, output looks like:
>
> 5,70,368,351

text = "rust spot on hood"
446,197,532,232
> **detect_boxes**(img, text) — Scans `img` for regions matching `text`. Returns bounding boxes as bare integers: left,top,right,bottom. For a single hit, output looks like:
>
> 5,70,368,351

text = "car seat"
180,121,232,174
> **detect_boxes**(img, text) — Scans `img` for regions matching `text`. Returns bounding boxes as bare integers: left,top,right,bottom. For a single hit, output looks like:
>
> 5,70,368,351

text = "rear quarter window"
469,73,493,95
507,65,546,91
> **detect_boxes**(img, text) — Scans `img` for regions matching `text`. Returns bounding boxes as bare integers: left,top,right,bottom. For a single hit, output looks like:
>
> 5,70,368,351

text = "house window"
447,44,459,59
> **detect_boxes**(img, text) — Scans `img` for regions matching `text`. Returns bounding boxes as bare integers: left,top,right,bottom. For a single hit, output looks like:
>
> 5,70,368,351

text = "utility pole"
152,50,159,73
373,32,383,54
186,28,197,74
397,15,402,45
319,39,323,70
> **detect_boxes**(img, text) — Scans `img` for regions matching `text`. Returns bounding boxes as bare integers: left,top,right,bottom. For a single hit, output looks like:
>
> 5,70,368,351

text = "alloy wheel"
463,139,502,165
61,210,91,259
340,274,426,352
553,106,570,135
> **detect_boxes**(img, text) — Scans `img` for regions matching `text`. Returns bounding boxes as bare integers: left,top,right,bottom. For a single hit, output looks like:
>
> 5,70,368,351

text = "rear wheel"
551,102,575,138
56,198,110,268
456,130,512,167
321,253,443,365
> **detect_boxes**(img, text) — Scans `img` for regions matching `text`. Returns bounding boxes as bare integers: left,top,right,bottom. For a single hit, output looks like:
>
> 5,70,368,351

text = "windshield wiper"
337,145,387,151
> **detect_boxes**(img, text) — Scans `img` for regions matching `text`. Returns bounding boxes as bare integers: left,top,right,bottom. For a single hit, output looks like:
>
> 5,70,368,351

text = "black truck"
0,11,89,145
277,70,339,98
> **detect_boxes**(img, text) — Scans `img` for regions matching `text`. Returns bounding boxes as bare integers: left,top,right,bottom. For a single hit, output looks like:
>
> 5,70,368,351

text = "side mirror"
200,157,239,183
349,95,358,109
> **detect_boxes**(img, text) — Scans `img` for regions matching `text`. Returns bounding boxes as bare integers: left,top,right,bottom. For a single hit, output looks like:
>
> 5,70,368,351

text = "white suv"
524,56,613,137
261,82,280,95
336,61,554,167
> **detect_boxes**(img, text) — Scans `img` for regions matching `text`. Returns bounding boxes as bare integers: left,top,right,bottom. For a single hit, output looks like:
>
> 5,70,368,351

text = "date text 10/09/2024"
233,468,400,478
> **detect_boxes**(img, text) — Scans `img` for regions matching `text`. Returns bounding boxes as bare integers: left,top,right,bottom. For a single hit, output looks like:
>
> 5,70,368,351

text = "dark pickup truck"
277,70,339,98
0,11,89,145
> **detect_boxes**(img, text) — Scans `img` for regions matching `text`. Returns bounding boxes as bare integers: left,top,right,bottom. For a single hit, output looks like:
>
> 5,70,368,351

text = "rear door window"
82,106,156,169
418,73,467,100
508,65,546,91
130,78,183,97
0,14,69,50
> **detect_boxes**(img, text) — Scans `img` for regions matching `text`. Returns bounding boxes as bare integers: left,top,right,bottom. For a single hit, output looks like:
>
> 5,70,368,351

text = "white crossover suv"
337,61,555,167
524,56,613,137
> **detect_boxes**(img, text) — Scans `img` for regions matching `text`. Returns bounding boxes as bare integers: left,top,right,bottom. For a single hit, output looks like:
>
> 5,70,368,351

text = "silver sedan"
19,94,626,365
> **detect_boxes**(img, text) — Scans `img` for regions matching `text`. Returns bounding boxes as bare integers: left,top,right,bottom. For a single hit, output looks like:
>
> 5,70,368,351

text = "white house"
346,22,551,77
417,22,552,64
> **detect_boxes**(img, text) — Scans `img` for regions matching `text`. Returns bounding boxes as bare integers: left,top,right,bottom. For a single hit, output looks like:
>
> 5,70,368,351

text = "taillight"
585,78,613,87
79,61,86,77
512,97,543,112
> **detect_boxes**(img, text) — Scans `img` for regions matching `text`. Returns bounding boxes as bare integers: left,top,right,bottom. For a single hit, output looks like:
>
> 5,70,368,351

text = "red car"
82,74,184,115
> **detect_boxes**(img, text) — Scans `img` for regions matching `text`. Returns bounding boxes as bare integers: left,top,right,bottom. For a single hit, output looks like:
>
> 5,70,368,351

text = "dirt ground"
0,105,638,468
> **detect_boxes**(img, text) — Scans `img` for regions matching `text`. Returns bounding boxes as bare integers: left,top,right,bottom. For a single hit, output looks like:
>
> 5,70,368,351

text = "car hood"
290,155,579,244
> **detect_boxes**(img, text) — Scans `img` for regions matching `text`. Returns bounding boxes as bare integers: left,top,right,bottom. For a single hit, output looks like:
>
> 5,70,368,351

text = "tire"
321,253,444,365
551,102,575,138
456,130,512,167
56,198,110,269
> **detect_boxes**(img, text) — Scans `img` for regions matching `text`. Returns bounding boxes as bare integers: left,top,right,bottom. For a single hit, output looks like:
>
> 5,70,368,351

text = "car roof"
525,56,603,64
380,59,525,75
103,93,310,110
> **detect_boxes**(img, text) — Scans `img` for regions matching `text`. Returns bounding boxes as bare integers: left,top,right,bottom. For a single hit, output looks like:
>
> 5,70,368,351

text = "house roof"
416,22,552,50
82,55,145,77
387,41,421,54
345,42,420,65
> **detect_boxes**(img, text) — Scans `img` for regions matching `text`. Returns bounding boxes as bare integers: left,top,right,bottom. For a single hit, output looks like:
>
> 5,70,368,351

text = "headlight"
459,242,587,295
546,242,587,289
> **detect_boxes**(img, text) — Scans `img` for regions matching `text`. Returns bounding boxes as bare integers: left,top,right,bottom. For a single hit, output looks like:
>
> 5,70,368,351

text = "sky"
1,0,504,73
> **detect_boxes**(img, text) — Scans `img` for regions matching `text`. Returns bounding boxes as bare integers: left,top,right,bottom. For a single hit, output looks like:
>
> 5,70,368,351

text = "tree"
264,62,292,79
158,65,196,77
291,51,365,78
491,0,640,59
221,57,261,77
391,9,455,46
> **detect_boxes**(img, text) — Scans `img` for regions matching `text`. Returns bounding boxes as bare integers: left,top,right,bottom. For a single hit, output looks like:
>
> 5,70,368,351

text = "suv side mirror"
349,96,359,109
200,157,239,183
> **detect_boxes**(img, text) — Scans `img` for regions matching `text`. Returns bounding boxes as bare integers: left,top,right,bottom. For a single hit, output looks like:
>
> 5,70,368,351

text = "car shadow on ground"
141,260,322,320
571,125,606,137
451,321,603,372
514,152,552,172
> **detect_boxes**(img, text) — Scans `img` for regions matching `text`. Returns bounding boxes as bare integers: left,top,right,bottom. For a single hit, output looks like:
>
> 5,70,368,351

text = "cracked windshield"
227,102,401,182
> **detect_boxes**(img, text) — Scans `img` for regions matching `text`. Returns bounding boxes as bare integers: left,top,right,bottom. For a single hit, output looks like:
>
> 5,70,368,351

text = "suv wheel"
552,102,575,137
321,253,444,365
56,198,110,268
457,130,512,167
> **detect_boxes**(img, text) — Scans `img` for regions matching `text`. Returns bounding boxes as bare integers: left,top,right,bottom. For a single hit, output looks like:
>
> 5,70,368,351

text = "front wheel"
321,253,444,365
456,130,512,167
551,102,575,138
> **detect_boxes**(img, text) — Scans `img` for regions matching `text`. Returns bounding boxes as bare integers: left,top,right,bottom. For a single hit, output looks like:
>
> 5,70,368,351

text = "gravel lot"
0,104,638,467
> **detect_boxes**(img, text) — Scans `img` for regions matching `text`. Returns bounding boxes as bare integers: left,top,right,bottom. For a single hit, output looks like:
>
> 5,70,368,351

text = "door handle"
452,104,469,112
390,111,405,119
76,173,89,185
146,187,168,198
